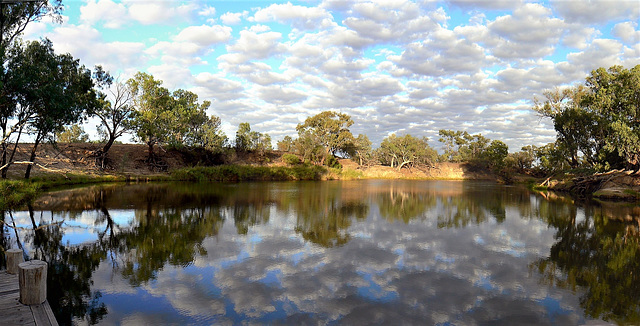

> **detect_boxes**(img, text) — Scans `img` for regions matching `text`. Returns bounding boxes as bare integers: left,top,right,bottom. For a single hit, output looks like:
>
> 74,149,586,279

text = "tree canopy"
534,64,640,171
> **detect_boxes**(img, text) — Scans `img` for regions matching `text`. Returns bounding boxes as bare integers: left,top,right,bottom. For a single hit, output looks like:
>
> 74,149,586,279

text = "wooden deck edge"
30,301,59,326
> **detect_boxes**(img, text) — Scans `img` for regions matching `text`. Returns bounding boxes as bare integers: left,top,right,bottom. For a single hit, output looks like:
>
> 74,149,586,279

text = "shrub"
282,153,301,165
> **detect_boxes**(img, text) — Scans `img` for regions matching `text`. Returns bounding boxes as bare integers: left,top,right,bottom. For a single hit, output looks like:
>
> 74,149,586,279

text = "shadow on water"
3,180,640,325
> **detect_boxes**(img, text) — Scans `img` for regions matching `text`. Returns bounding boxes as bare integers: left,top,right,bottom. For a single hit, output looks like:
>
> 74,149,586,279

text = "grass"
170,165,327,182
0,180,42,211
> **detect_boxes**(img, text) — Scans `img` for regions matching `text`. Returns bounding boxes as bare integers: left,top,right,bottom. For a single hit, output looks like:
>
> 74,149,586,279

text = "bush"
170,165,326,182
325,155,341,169
282,153,301,165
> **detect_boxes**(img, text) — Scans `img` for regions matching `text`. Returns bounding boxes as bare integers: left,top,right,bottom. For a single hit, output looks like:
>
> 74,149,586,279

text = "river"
2,180,639,325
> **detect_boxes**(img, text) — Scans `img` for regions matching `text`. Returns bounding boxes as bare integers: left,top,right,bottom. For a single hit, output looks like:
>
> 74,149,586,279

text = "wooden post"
6,248,24,274
18,260,48,305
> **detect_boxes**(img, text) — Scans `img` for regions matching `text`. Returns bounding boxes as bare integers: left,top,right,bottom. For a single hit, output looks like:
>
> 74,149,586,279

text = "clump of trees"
533,64,640,172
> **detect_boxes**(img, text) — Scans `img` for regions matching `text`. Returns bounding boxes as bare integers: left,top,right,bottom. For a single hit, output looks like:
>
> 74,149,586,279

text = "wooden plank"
42,301,59,326
0,271,58,326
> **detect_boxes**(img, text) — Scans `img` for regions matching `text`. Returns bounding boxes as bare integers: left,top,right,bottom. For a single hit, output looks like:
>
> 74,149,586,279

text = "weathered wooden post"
18,260,48,305
6,248,24,274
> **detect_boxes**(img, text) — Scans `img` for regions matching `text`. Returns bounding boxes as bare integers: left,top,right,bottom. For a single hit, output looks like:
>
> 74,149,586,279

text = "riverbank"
544,170,640,201
2,143,639,206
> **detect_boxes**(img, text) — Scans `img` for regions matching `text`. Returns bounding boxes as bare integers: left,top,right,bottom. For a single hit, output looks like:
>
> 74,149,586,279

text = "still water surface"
2,180,639,325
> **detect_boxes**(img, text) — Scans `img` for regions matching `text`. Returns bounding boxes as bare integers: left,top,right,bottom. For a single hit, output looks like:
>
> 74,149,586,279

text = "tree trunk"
147,140,155,161
1,142,6,179
102,135,116,155
24,131,42,179
3,124,24,178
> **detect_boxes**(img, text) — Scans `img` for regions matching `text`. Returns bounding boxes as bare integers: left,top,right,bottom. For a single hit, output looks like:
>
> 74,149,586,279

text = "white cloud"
174,25,232,46
126,1,197,25
613,22,640,45
224,29,285,63
45,24,146,73
447,0,523,10
221,12,245,25
552,0,640,24
487,3,565,59
80,0,129,28
253,3,333,30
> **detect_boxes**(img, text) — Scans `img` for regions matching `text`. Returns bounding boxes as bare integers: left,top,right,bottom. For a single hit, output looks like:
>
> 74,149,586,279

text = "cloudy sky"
24,0,640,150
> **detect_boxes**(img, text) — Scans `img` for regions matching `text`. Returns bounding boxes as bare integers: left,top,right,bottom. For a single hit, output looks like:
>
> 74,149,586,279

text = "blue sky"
23,0,640,150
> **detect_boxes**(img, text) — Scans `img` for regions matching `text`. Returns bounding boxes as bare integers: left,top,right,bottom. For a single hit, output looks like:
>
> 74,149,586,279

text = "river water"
2,180,639,325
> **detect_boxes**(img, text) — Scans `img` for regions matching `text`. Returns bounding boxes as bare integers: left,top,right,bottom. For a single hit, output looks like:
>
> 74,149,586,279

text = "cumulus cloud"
221,12,245,25
174,25,232,46
613,22,640,45
44,24,146,73
253,2,333,30
80,0,129,28
126,1,197,25
552,0,640,24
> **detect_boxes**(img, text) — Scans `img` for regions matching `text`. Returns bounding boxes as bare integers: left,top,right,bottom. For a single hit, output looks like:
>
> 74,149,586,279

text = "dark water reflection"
2,180,639,325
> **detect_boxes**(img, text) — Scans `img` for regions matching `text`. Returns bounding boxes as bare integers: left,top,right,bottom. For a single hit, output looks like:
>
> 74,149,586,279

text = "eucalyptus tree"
1,39,97,179
378,134,438,170
0,0,64,177
235,122,271,155
534,64,640,171
295,111,355,165
56,125,89,143
89,67,136,168
346,134,374,166
127,72,173,164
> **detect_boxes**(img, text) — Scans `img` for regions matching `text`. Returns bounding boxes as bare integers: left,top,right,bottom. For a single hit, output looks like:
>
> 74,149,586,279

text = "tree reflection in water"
532,199,640,324
5,181,640,324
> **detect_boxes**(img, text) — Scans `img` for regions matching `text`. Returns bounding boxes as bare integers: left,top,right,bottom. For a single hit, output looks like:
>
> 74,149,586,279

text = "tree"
235,122,271,155
533,65,640,171
296,111,355,165
346,134,374,166
510,145,537,173
128,72,173,164
438,130,489,163
582,65,640,170
482,140,509,172
378,134,437,170
438,129,467,162
168,88,210,148
277,135,294,152
56,125,89,143
90,68,135,169
0,1,63,54
201,116,227,154
235,122,252,152
1,39,97,179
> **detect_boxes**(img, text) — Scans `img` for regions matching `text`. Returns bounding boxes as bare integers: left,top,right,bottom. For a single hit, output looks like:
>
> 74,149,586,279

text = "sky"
22,0,640,151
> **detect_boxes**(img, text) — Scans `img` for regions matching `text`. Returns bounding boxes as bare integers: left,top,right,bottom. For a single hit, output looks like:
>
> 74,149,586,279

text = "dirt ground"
2,142,494,180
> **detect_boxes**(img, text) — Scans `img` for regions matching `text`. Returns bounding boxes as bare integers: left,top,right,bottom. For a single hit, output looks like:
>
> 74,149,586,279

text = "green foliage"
482,140,509,172
170,165,326,182
282,153,301,165
277,135,294,152
56,125,89,143
295,111,355,164
533,64,640,171
0,180,41,210
128,72,223,160
345,134,374,166
201,116,228,154
324,154,341,169
235,122,272,154
378,134,437,170
438,129,489,162
128,72,175,156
